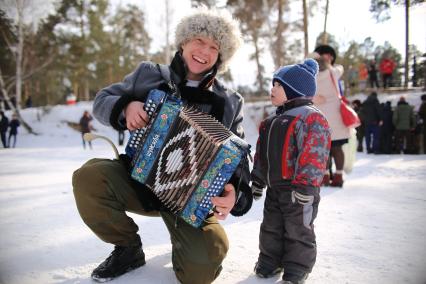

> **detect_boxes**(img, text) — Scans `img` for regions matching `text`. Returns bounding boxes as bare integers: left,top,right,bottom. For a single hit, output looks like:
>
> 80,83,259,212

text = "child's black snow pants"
257,186,320,276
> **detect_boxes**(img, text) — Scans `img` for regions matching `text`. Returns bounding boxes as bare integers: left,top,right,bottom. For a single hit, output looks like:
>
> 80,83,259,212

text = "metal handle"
83,133,119,160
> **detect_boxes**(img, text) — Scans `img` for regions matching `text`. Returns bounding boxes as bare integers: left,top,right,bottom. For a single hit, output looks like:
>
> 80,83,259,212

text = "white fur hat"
174,6,242,73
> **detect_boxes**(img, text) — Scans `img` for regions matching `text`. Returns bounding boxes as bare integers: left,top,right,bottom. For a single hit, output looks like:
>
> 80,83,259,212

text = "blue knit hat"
273,58,319,100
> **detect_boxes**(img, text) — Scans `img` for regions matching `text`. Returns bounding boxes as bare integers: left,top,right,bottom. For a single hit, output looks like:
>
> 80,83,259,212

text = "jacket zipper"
266,117,278,187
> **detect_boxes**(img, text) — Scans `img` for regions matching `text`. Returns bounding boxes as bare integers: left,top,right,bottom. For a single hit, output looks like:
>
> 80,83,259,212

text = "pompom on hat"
273,58,319,100
174,6,242,73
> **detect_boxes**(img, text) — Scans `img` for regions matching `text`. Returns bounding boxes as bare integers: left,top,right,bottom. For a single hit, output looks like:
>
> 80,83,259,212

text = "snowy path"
1,146,425,284
1,94,426,283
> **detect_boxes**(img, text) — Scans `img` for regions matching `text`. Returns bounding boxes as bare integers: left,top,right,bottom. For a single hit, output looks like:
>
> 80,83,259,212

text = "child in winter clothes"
251,59,331,284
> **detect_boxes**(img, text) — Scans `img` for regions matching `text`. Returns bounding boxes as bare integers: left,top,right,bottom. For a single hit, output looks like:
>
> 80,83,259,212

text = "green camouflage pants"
72,158,228,284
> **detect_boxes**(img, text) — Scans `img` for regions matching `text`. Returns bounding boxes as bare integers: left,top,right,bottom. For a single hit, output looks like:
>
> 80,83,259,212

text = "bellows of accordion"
125,89,248,227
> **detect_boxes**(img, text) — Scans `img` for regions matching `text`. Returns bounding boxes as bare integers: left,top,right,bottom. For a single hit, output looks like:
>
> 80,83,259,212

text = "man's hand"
211,184,236,220
124,101,149,130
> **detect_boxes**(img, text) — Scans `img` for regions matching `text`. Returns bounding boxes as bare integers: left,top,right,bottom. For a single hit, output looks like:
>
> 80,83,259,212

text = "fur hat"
314,45,337,65
273,59,319,99
174,6,242,73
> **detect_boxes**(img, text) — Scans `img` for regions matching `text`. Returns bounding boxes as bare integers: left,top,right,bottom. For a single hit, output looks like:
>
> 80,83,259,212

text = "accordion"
125,89,249,227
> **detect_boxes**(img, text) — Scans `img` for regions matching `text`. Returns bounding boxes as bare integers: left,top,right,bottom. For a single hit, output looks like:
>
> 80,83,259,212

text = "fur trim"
174,6,242,73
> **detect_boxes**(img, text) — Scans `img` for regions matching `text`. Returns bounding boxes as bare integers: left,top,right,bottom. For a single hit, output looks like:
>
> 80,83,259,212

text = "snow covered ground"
0,91,425,284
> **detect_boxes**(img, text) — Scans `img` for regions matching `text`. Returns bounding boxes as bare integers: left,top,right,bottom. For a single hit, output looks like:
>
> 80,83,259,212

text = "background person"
8,113,20,148
79,110,93,149
380,56,396,89
312,45,350,187
0,111,9,148
360,91,383,154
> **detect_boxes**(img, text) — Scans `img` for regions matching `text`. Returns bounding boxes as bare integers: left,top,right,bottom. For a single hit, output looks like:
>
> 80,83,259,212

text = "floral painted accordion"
125,89,249,228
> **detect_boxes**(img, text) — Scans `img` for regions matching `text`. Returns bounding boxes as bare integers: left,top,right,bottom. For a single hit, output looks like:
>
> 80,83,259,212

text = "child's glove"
251,181,264,201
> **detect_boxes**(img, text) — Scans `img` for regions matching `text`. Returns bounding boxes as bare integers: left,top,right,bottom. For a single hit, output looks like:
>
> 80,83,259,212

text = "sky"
0,90,425,284
2,0,425,88
127,0,426,88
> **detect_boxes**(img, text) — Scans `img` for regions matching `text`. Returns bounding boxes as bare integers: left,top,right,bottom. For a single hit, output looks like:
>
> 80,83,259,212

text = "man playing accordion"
72,6,253,284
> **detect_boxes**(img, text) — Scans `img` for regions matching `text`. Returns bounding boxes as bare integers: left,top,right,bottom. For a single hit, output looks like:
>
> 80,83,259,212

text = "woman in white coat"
312,45,350,187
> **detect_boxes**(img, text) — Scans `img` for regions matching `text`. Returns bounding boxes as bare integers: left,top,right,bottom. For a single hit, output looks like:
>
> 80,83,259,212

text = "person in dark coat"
368,60,379,89
352,100,365,152
0,111,9,148
25,96,33,108
379,101,394,154
8,113,20,148
79,110,93,149
418,94,426,154
393,97,415,154
361,91,383,154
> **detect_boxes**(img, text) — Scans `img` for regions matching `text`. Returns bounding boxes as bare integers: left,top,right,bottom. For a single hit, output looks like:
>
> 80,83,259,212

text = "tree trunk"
0,67,38,135
303,0,309,57
84,80,89,101
15,0,24,111
73,82,79,102
274,0,285,68
164,0,172,63
322,0,329,44
253,33,266,96
404,0,410,89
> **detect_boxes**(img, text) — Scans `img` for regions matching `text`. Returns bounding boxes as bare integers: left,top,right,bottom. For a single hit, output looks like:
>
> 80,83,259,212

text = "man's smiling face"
181,36,219,80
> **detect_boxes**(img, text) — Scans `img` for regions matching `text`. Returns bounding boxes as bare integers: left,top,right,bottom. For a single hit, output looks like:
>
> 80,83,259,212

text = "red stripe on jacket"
282,115,301,179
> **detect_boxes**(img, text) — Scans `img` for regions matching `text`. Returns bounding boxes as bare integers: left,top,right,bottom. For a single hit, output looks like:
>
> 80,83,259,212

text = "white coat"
313,65,350,141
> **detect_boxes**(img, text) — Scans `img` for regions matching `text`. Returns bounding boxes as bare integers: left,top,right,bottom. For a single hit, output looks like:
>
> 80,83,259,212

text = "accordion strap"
157,64,180,99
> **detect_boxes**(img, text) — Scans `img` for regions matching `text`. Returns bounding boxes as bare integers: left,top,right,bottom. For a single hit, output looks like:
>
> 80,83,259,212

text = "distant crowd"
347,56,401,92
352,93,426,155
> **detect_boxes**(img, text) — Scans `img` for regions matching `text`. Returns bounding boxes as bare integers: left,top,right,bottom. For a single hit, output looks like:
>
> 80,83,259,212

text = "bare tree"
228,0,269,95
0,67,38,134
404,0,409,89
1,0,28,110
164,0,173,62
1,0,55,133
303,0,309,57
322,0,330,44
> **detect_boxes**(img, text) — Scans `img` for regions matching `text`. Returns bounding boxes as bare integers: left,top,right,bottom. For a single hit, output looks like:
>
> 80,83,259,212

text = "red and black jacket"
251,99,331,192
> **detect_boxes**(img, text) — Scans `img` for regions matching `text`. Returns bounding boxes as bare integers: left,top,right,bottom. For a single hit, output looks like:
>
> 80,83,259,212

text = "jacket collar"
276,98,313,114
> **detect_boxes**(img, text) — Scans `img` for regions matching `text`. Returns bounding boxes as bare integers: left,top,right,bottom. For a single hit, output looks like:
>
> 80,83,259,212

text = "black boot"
254,262,283,278
91,244,146,282
282,271,309,284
